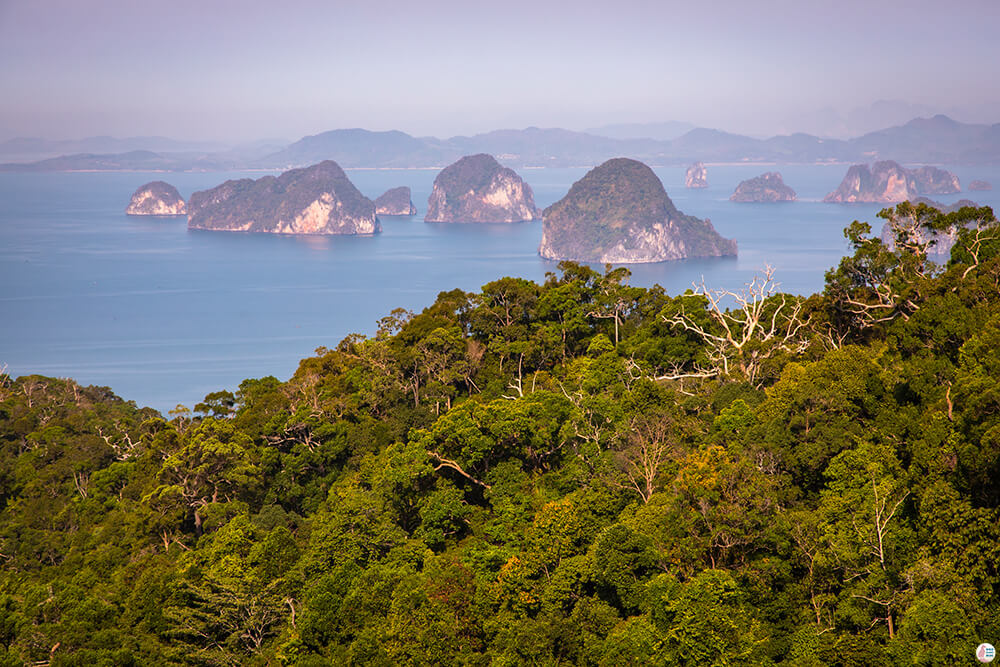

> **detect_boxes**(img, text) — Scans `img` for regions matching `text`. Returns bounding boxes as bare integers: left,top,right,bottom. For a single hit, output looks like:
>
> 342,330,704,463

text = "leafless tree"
665,266,811,387
97,421,142,460
615,413,678,503
0,364,11,402
846,481,909,639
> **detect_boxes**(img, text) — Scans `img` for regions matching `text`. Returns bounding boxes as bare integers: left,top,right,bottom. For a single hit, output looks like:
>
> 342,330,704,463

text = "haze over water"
2,164,998,414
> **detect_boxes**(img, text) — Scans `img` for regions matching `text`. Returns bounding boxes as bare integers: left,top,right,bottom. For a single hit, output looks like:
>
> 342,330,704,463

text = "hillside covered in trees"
2,201,1000,665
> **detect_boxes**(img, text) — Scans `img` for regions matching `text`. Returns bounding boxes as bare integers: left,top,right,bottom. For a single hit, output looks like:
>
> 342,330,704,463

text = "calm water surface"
2,164,998,413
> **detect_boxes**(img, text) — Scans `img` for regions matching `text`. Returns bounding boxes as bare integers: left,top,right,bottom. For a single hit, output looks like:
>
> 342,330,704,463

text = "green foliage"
2,207,1000,662
650,570,769,665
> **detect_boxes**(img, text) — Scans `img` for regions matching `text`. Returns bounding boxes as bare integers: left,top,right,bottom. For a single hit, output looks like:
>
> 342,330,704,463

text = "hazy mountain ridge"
851,115,1000,163
3,115,999,172
0,135,231,162
0,150,253,172
256,116,1000,167
584,120,697,141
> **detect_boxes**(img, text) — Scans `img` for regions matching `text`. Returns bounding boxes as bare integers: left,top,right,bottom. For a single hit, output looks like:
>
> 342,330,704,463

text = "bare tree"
846,481,910,639
665,266,811,387
558,383,617,455
97,421,142,460
20,377,45,409
0,364,11,402
615,413,678,503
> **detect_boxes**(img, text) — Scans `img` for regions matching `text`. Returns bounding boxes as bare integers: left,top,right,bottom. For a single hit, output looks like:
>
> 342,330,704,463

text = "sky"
1,0,998,143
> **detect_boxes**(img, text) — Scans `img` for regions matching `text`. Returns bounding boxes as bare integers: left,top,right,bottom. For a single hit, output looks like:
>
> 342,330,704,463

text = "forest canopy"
1,202,999,665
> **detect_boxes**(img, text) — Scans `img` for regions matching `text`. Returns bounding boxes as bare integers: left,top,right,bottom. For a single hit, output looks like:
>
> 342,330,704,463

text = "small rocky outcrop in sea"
730,172,797,202
824,161,962,203
685,162,708,188
424,154,539,222
911,166,961,194
187,160,379,235
539,157,736,263
126,181,186,216
969,180,993,191
375,186,417,216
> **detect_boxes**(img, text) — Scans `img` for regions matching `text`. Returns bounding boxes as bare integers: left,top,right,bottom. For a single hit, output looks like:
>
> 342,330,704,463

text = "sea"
2,164,998,415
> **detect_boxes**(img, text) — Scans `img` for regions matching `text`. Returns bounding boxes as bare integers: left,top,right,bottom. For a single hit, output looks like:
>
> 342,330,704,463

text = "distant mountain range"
583,121,697,141
2,115,998,172
0,136,230,162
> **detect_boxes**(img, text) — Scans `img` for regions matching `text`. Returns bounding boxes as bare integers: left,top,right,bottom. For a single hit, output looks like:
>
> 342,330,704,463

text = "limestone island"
424,154,539,223
375,186,417,216
187,160,380,235
730,172,796,202
685,162,708,188
126,181,186,216
969,180,993,191
911,166,961,194
539,158,737,264
824,161,961,203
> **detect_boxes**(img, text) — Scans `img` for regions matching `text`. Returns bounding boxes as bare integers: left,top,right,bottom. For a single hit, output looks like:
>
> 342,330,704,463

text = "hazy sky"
1,0,998,142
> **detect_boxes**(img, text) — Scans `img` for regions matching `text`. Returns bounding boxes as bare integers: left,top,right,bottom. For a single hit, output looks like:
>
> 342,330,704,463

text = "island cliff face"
824,161,918,203
539,158,736,264
375,186,417,215
969,180,993,191
730,172,796,202
425,154,539,223
685,162,708,188
824,161,961,203
126,181,186,216
187,161,379,235
911,166,960,194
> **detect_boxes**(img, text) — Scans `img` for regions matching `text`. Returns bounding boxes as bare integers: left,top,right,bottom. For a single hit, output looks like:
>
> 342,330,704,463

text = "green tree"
145,419,261,535
648,570,768,665
819,439,914,638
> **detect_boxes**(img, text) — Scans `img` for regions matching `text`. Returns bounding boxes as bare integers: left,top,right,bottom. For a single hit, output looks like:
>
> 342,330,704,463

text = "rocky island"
685,162,708,188
824,161,961,203
969,180,993,191
730,172,796,202
125,181,186,216
824,161,918,203
374,186,417,216
187,160,379,235
425,154,538,223
539,158,736,263
911,166,961,194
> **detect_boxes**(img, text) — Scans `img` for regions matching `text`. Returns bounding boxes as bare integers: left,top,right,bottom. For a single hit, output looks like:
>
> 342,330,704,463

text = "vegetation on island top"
542,158,734,260
433,154,509,200
187,160,377,234
2,201,1000,665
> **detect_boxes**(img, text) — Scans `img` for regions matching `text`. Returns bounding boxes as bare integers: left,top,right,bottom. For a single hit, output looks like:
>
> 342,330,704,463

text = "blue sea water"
1,164,998,414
